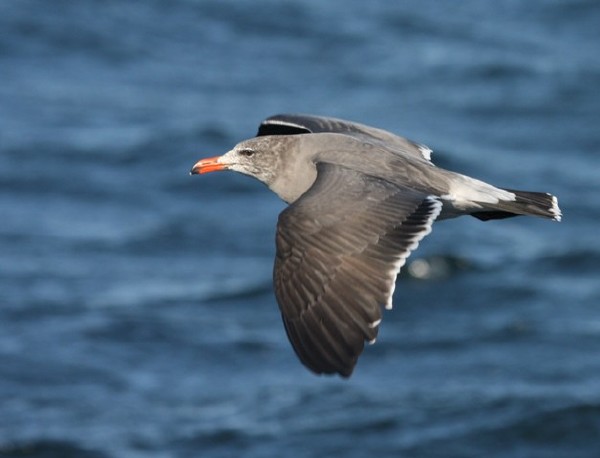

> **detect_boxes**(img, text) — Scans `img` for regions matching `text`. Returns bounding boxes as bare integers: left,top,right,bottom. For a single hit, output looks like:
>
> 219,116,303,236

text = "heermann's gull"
191,114,561,377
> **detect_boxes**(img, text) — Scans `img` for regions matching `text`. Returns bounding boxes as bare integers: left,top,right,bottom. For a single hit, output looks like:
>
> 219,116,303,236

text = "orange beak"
190,156,227,175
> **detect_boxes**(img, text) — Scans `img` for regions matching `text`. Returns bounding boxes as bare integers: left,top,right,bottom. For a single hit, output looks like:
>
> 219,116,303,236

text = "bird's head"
191,135,321,203
190,136,294,186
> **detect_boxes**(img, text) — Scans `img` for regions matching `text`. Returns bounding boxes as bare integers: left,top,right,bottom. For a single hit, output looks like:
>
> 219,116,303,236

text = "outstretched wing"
274,162,442,377
257,113,433,162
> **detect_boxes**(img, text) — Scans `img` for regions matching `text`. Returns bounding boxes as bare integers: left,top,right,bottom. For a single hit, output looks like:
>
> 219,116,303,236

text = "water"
1,1,599,457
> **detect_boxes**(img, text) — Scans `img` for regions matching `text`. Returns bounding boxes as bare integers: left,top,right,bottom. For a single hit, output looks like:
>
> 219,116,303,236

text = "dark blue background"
1,1,599,457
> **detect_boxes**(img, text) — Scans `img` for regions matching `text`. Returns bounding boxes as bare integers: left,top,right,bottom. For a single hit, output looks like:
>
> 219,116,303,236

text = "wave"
0,439,109,458
405,401,600,457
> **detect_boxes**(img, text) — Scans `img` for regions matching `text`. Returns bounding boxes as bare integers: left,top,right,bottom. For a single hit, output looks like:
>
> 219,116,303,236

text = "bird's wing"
257,113,433,162
274,162,442,377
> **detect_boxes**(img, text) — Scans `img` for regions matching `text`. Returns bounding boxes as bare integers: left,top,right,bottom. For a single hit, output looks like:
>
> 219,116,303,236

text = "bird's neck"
268,140,318,204
269,161,317,204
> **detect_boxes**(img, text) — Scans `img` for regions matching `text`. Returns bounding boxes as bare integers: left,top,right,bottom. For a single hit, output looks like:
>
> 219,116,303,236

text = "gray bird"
191,114,561,377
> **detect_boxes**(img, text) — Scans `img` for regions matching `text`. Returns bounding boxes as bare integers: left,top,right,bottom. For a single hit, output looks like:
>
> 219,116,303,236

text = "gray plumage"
191,114,561,377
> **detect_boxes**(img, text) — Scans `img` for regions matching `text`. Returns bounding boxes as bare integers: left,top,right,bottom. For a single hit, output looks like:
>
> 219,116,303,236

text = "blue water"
1,1,600,457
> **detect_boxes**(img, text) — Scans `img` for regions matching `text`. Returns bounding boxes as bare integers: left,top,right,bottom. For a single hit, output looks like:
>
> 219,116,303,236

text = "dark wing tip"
256,114,313,137
282,313,360,378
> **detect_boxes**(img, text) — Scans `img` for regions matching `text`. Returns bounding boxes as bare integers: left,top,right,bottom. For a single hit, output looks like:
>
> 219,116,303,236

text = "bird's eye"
239,149,255,157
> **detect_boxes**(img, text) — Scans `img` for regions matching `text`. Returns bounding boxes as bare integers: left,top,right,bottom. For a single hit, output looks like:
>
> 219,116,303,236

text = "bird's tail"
471,189,562,222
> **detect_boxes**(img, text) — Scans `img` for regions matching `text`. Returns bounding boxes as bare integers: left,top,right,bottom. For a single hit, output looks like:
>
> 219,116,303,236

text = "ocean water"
1,1,599,457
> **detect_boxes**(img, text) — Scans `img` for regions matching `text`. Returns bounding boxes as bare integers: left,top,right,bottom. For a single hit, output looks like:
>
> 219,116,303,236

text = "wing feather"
258,114,434,163
274,162,442,376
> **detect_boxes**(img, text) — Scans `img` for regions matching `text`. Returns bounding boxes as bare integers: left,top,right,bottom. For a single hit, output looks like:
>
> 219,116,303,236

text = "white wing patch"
383,196,443,310
369,318,382,328
417,143,433,162
262,119,308,131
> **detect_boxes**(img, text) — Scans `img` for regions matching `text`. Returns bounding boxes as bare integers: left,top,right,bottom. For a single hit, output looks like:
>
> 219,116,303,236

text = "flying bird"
191,114,561,377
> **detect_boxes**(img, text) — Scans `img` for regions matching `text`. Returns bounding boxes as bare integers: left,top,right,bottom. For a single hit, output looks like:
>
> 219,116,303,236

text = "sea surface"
1,1,599,457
